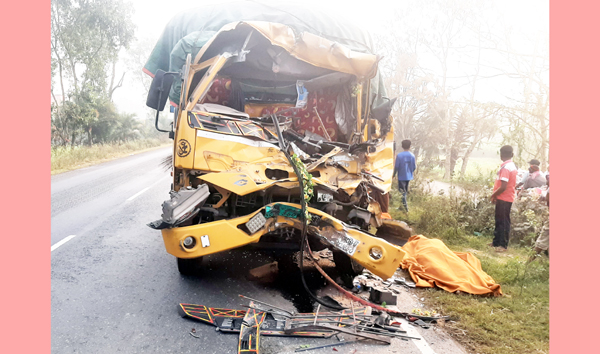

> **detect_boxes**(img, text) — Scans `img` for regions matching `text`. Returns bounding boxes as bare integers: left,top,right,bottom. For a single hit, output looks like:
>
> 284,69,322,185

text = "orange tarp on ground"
400,235,502,296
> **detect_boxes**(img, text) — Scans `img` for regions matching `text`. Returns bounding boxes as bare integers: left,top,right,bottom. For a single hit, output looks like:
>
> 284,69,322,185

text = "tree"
375,37,437,160
498,31,549,170
457,103,499,178
51,0,136,145
376,0,510,179
374,3,444,163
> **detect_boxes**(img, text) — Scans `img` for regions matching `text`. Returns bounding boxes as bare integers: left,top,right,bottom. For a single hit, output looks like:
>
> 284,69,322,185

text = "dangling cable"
270,113,345,311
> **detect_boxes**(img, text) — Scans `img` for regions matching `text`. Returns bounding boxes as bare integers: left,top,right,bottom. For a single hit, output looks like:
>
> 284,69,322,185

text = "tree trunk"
449,146,459,178
460,140,478,179
443,106,453,180
88,127,93,146
108,59,126,102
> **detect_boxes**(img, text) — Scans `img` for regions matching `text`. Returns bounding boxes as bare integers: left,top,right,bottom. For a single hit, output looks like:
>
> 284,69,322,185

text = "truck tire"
177,257,204,276
332,251,364,288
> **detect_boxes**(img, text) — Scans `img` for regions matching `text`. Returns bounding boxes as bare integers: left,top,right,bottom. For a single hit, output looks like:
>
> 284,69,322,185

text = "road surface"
51,147,466,354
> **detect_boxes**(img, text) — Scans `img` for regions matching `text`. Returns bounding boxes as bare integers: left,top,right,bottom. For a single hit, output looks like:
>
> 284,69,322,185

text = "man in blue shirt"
393,139,416,211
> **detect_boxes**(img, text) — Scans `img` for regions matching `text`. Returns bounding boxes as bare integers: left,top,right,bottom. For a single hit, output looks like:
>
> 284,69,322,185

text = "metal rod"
295,339,363,352
350,301,357,334
239,295,295,316
313,304,321,326
294,320,409,336
289,314,374,319
313,107,332,141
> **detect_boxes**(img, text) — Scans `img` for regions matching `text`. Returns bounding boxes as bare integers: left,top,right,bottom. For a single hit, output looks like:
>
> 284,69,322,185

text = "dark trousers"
493,200,512,248
398,180,410,211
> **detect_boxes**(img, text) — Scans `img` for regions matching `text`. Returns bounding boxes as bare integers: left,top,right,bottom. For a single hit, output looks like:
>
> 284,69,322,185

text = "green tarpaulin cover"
143,0,386,105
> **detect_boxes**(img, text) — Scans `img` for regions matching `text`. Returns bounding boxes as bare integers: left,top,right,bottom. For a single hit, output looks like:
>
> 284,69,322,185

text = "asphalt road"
51,147,466,354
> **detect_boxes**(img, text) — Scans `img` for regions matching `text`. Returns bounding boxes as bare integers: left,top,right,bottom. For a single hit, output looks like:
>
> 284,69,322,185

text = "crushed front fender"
161,202,405,279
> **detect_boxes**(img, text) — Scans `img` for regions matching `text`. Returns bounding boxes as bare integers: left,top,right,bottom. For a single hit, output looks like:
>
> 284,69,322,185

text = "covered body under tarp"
400,235,502,296
143,0,386,108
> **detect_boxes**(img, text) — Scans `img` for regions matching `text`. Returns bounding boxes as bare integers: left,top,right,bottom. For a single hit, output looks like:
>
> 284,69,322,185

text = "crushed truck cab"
144,7,405,280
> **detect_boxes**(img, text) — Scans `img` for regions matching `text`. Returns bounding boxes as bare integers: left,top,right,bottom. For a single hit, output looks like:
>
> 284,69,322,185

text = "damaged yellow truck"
145,4,407,280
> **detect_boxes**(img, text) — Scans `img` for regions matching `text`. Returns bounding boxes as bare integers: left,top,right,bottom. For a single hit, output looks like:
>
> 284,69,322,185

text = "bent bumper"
161,202,405,279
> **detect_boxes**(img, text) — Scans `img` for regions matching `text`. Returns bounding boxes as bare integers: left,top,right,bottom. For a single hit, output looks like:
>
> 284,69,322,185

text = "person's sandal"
495,247,507,252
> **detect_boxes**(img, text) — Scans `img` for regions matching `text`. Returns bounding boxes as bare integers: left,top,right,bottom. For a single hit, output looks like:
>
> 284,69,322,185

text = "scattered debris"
178,295,423,353
348,269,415,307
373,312,391,327
294,248,336,269
412,308,438,317
369,289,397,306
393,277,416,288
248,261,279,283
409,318,431,329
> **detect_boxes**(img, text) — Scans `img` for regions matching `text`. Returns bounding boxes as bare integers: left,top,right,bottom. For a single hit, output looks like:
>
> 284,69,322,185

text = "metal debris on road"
177,295,430,353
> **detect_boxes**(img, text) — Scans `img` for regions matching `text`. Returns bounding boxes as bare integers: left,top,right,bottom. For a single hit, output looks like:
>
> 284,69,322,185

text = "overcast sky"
112,0,549,118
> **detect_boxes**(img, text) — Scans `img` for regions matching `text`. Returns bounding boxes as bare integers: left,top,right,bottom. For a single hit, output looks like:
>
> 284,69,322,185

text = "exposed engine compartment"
144,17,407,280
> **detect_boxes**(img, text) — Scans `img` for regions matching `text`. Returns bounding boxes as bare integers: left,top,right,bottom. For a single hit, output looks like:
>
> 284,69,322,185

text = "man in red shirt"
490,145,518,252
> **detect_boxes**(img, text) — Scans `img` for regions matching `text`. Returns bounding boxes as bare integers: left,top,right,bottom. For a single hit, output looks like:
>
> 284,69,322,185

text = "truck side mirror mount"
146,69,178,133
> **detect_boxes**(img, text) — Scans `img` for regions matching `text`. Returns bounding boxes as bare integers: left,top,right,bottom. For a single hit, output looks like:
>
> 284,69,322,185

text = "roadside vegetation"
390,170,549,354
51,138,169,174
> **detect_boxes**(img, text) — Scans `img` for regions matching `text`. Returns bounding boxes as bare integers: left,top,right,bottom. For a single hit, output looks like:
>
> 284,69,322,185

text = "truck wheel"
332,251,364,288
177,257,203,276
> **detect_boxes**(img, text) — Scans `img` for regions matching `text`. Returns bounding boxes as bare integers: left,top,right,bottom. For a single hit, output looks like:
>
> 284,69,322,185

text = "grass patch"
422,244,549,354
51,139,170,174
424,156,500,182
390,177,549,354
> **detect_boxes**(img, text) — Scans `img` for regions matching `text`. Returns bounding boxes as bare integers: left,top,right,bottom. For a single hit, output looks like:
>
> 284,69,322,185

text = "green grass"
51,139,170,174
389,178,549,354
421,244,549,354
463,156,501,177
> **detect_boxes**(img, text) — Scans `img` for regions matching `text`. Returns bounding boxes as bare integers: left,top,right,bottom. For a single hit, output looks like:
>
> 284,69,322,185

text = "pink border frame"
33,0,600,352
550,0,599,352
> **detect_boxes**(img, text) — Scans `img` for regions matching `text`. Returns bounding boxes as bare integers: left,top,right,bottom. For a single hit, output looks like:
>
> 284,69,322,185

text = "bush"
391,171,548,247
390,169,549,354
51,138,169,174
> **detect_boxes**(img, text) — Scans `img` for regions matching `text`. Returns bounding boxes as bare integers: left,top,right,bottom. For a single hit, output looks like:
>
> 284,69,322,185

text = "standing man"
393,139,416,212
490,145,518,252
516,159,547,190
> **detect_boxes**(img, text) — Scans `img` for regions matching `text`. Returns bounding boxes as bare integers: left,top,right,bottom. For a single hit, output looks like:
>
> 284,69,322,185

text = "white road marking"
51,235,76,252
398,317,437,354
126,176,169,202
126,187,150,201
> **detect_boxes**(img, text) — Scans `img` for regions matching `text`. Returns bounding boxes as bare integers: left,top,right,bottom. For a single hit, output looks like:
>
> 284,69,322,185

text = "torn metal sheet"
178,302,374,338
146,7,400,281
316,224,360,256
305,147,342,171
